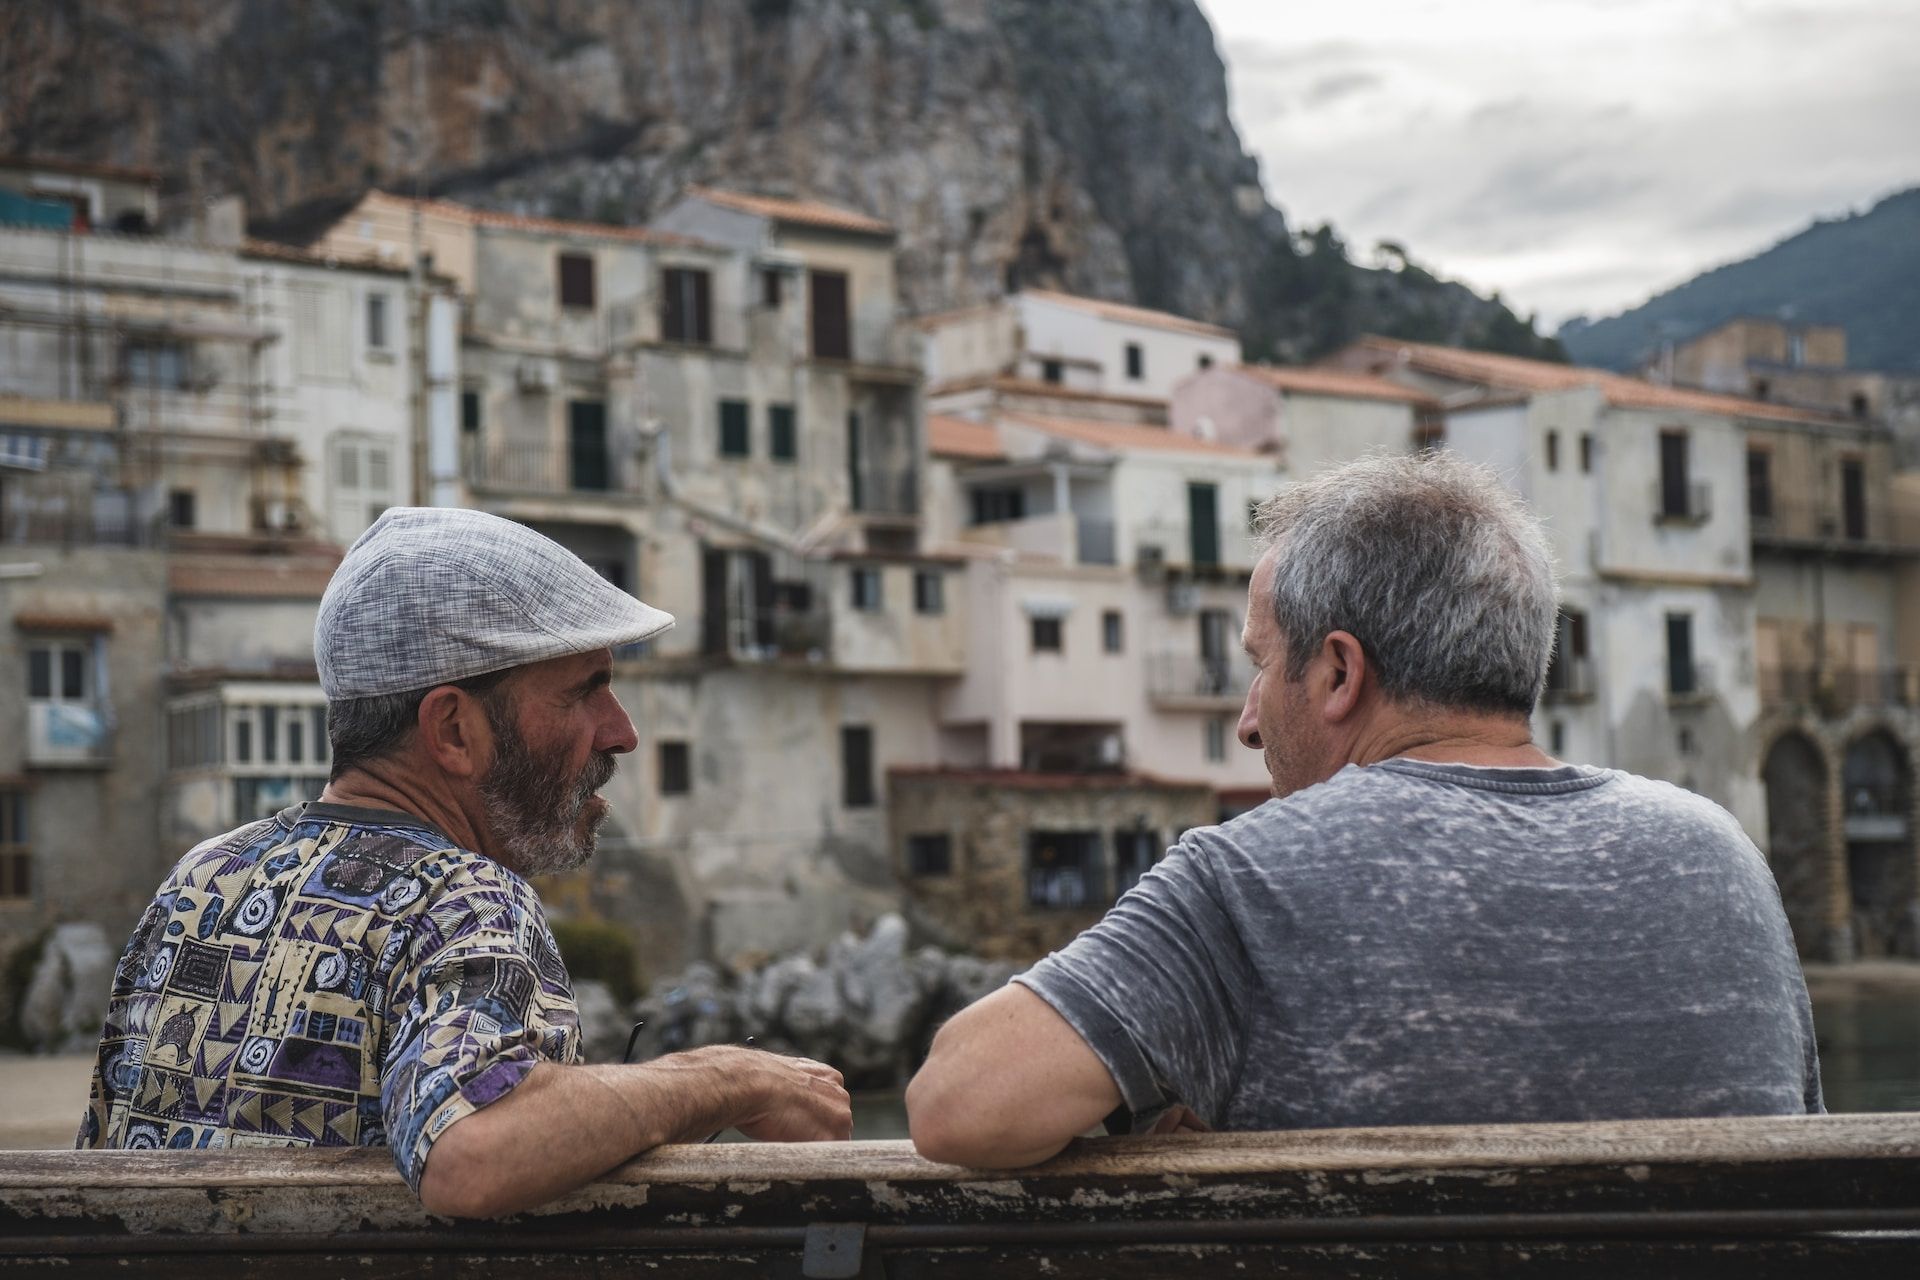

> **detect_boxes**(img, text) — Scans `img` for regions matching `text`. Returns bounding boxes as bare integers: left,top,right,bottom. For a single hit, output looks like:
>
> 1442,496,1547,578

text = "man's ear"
1318,630,1369,723
415,686,493,779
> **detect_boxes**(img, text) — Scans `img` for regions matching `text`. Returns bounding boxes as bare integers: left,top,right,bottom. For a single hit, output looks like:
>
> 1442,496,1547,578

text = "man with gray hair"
81,508,851,1215
907,452,1821,1167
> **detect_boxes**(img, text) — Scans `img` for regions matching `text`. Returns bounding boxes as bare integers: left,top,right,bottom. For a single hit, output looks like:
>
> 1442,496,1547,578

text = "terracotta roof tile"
1342,337,1847,425
0,154,161,184
1230,364,1440,407
1020,289,1237,341
242,237,414,278
928,414,1005,460
1003,411,1266,459
360,191,711,249
168,553,340,599
929,374,1169,412
12,613,114,633
684,186,893,237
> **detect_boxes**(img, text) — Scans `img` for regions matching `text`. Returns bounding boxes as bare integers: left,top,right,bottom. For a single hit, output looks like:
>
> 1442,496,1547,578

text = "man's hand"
733,1050,852,1142
1146,1105,1211,1136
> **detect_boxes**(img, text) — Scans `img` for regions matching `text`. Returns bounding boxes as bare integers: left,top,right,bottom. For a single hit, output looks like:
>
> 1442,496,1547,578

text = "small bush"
550,918,641,1008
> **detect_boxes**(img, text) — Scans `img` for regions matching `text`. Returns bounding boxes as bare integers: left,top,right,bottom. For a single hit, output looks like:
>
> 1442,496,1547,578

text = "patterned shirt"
77,801,580,1193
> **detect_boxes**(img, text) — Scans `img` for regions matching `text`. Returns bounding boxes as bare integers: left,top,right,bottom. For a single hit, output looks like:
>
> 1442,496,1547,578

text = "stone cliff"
0,0,1561,360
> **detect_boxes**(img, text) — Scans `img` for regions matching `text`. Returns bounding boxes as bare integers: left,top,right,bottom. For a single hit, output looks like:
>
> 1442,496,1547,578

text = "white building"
921,289,1242,406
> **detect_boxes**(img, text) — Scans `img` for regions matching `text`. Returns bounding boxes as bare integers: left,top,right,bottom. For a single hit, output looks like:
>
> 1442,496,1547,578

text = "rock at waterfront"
20,924,115,1055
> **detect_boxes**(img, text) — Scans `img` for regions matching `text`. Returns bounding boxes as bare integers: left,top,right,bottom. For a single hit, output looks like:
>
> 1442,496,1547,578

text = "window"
331,434,395,541
850,566,883,612
125,339,188,390
1851,393,1870,420
461,389,481,434
1188,482,1220,567
1197,353,1213,370
658,740,690,795
233,709,253,763
1549,720,1566,754
1747,448,1773,521
1102,609,1123,654
1754,378,1770,401
1787,331,1806,366
366,292,389,349
913,570,944,615
1666,613,1696,697
1031,616,1063,653
312,706,329,764
841,725,875,808
906,833,952,877
719,399,751,458
1658,430,1690,519
1545,430,1559,472
1125,343,1144,381
970,486,1025,525
261,706,280,764
1041,358,1064,384
1113,826,1160,897
168,489,196,530
1027,830,1104,909
1841,456,1867,540
27,639,89,702
287,715,305,765
761,268,783,308
661,267,713,344
1204,716,1228,762
809,269,851,360
1579,432,1594,474
769,404,796,462
558,252,595,310
0,790,30,902
1544,609,1589,698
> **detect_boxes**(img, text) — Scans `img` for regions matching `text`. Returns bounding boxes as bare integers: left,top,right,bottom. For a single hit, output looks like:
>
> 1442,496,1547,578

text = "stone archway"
1840,729,1917,958
1762,730,1831,959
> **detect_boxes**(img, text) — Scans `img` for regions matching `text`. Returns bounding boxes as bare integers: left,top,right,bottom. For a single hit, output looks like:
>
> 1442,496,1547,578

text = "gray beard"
477,700,617,878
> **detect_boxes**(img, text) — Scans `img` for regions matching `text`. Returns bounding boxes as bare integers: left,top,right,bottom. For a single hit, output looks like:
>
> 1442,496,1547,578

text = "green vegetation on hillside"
1559,187,1920,373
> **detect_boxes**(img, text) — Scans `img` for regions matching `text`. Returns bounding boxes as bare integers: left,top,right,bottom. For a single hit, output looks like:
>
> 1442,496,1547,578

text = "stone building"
0,173,446,969
316,187,961,976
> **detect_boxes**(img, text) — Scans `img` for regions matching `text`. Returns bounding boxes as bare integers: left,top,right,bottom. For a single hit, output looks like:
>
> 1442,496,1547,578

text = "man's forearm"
418,1045,842,1217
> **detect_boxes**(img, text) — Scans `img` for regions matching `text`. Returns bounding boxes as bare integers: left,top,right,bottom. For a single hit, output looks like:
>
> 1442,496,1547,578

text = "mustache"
575,750,617,800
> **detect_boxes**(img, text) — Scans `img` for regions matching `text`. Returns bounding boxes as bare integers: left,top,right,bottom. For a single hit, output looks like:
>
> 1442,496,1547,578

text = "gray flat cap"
316,507,674,699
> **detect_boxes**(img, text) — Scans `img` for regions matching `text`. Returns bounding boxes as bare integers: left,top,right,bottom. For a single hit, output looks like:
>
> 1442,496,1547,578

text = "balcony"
1749,496,1920,556
1148,653,1249,710
26,701,112,768
850,469,919,519
1541,656,1596,704
1652,481,1712,526
1760,666,1920,712
462,438,643,497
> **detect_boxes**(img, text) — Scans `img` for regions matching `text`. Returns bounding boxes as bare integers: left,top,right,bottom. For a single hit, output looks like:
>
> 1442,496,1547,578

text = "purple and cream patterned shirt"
77,801,579,1193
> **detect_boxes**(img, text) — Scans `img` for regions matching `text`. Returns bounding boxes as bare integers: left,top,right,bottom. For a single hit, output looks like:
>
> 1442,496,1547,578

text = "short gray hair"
326,667,517,781
1252,452,1558,717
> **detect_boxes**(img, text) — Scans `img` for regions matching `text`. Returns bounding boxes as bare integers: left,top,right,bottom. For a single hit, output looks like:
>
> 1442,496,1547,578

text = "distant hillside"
1559,187,1920,373
0,0,1561,365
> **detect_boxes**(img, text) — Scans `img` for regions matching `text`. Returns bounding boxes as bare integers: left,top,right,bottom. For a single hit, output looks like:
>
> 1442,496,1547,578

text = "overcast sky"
1197,0,1920,331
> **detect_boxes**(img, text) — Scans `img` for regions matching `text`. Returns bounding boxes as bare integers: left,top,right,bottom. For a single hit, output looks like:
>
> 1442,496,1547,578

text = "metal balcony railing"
1759,666,1920,710
1148,654,1249,706
851,469,919,518
1542,656,1596,703
1653,481,1712,525
1748,496,1920,551
462,439,642,495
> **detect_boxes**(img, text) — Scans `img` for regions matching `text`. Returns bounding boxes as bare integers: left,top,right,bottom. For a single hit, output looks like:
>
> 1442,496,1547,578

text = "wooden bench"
3,1113,1917,1275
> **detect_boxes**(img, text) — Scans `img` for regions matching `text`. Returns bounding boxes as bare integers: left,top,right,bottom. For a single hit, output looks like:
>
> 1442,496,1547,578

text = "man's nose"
1237,688,1262,751
598,692,639,755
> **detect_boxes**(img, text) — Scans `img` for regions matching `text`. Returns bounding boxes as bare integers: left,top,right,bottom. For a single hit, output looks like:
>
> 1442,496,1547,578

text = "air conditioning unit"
516,359,555,392
1166,578,1197,615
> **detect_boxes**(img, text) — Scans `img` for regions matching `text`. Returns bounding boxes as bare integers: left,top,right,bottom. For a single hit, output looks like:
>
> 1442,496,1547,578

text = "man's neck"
320,766,490,856
1351,710,1556,772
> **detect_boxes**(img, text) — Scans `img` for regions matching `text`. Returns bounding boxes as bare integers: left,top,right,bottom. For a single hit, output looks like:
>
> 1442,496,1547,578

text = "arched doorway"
1841,730,1916,957
1763,731,1830,958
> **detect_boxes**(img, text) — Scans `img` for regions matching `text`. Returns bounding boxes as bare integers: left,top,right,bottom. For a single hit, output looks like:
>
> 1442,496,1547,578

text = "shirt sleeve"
379,857,579,1195
1013,834,1253,1128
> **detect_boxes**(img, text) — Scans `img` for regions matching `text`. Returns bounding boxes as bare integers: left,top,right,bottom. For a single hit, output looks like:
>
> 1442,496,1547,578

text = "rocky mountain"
1560,186,1920,374
0,0,1562,362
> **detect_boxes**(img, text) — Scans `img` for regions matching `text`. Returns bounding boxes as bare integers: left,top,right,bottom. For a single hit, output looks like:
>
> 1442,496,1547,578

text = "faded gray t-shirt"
1017,760,1823,1130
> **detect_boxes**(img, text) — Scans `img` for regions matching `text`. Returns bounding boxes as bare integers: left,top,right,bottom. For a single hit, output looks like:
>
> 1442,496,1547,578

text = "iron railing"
1148,653,1249,704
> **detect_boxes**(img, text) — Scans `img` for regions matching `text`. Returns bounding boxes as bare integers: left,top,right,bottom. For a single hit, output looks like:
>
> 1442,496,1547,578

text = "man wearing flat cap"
79,509,851,1217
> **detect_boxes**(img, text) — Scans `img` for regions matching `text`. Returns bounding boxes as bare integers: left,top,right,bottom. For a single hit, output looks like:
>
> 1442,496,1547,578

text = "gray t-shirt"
1017,759,1823,1130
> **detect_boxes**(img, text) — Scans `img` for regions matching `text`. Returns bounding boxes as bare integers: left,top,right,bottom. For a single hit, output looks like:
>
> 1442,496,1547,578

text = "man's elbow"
906,1061,1043,1168
417,1125,523,1219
